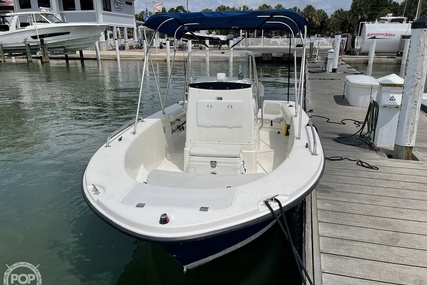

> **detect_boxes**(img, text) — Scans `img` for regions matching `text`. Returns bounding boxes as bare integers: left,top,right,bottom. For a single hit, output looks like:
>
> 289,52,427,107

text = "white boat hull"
82,11,323,267
0,23,106,53
83,99,324,268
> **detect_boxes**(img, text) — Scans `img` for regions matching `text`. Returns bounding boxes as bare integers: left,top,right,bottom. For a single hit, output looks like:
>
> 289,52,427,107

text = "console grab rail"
307,119,318,156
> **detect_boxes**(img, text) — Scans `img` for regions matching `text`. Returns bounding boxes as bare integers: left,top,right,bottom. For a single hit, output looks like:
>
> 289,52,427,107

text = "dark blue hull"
160,216,276,268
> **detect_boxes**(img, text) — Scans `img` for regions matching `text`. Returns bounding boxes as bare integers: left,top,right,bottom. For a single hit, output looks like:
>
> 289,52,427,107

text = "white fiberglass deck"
149,127,290,175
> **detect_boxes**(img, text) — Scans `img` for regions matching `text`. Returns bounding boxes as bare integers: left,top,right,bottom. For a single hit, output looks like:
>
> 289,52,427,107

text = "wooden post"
79,50,84,66
187,40,192,53
332,33,341,73
25,43,33,63
115,39,120,62
367,38,377,76
394,16,427,159
40,39,50,64
0,44,5,63
309,37,314,59
399,35,411,78
166,39,170,75
94,41,101,62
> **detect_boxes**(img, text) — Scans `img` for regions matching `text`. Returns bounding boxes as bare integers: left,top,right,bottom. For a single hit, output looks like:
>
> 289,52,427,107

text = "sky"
135,0,354,15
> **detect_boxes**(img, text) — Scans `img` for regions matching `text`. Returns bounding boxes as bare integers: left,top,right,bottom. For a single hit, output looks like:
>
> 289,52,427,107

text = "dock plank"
318,210,427,236
317,191,427,211
320,237,427,268
321,254,427,284
318,181,427,200
322,273,394,285
305,53,427,284
319,222,427,254
317,199,427,222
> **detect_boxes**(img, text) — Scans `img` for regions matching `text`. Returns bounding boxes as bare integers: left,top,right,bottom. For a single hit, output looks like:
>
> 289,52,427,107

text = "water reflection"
115,224,298,285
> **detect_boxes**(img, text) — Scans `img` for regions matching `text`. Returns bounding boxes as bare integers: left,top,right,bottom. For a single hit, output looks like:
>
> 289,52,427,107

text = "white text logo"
3,262,42,285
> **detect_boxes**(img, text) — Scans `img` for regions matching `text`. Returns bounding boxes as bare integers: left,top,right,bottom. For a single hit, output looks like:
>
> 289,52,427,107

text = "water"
0,59,301,284
346,61,401,77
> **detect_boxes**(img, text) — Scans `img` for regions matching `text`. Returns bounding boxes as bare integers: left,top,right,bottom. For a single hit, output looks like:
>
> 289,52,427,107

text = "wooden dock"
305,54,427,284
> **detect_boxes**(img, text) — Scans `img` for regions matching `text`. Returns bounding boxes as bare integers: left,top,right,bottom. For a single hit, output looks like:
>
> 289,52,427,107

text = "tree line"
136,0,427,36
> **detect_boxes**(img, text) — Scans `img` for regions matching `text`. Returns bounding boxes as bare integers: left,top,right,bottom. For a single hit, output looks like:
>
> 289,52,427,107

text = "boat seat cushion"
189,144,241,158
263,101,284,122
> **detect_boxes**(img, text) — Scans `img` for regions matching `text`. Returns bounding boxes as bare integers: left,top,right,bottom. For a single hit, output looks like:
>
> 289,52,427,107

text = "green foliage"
328,9,353,35
258,4,273,10
215,5,238,11
168,5,187,13
399,0,427,20
350,0,399,22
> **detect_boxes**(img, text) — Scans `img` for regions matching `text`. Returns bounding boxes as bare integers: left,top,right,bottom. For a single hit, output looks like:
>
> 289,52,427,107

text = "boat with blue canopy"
82,10,324,270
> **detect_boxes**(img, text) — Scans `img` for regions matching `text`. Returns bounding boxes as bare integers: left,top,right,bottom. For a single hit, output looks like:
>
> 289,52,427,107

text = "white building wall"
13,0,136,27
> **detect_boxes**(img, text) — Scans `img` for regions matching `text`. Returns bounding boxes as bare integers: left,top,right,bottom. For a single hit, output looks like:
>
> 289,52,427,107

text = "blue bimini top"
143,10,307,39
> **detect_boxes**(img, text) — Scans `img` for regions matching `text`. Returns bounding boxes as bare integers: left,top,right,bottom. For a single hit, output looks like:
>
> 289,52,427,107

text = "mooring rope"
264,198,314,285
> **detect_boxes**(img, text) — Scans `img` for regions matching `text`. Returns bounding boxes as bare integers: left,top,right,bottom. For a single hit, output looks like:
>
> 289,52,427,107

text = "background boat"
0,11,106,54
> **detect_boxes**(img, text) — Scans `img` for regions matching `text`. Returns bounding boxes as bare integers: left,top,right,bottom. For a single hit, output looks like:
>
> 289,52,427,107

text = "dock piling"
94,41,101,62
79,50,85,65
394,16,427,159
332,33,340,72
25,42,33,63
166,39,170,74
399,35,411,78
40,39,50,64
367,38,377,76
0,44,5,62
115,39,121,62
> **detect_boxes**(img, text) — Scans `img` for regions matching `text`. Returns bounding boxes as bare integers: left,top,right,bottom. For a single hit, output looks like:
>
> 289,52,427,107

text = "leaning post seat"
184,79,257,174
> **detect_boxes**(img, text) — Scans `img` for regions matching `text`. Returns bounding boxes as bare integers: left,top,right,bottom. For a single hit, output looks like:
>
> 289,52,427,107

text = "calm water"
346,61,401,77
0,59,299,284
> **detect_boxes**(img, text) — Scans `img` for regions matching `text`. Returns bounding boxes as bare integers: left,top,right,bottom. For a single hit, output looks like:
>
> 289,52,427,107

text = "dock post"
229,39,234,77
24,40,33,63
187,40,192,54
115,39,120,62
394,16,427,160
79,50,85,65
0,44,5,63
94,41,101,62
367,38,377,76
327,49,334,72
332,33,341,72
166,39,170,75
40,39,50,64
399,35,411,78
309,37,314,59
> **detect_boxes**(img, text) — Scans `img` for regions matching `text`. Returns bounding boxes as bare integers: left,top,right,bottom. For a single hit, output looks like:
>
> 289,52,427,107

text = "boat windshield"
33,13,63,23
186,50,256,85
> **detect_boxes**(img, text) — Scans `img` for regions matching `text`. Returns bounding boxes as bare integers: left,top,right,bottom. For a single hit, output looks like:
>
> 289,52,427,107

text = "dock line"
264,199,314,285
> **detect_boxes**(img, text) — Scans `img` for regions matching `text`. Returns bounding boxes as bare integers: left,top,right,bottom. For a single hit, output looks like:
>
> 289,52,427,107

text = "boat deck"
155,126,290,175
305,53,427,284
